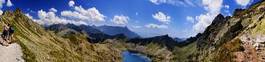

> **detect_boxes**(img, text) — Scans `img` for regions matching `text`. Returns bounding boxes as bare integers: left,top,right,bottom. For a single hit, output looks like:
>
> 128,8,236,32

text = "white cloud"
145,23,168,29
202,0,223,14
149,0,196,7
224,5,229,9
193,0,223,33
186,16,195,23
0,0,4,15
61,6,105,22
0,10,3,15
150,0,164,5
35,10,69,25
152,12,171,24
33,8,88,25
194,14,214,33
0,0,5,8
235,0,251,6
132,26,142,28
111,15,129,25
184,0,196,7
61,11,84,20
69,0,75,7
6,0,12,7
49,8,57,12
224,5,231,16
32,6,106,25
25,13,33,19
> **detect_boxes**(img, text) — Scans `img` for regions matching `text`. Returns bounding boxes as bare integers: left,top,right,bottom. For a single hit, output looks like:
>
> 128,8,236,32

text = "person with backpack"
1,24,9,46
2,24,9,41
8,24,14,44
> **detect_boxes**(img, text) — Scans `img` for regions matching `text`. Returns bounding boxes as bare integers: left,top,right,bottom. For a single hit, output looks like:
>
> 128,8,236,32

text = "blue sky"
0,0,261,38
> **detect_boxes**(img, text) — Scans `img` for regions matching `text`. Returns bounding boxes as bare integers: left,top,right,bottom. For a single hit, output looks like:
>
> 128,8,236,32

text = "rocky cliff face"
192,1,265,61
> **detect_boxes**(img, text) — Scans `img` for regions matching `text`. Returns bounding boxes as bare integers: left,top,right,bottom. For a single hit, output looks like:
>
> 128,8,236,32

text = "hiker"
1,24,9,41
8,24,14,43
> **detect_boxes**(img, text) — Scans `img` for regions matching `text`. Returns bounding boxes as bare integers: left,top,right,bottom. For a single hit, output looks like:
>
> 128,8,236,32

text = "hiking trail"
0,36,24,62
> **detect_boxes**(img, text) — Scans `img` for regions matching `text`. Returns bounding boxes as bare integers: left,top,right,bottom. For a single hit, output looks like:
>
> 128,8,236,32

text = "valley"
1,0,265,62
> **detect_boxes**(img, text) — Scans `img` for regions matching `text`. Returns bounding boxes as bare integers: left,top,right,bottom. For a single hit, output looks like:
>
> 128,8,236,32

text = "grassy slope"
1,10,123,62
0,9,202,62
171,42,197,62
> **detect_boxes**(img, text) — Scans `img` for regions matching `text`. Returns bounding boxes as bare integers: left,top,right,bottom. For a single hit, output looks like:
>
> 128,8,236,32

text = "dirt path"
0,36,24,62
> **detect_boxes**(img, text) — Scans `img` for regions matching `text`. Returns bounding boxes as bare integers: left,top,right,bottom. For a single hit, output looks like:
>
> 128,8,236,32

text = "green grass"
0,9,206,62
0,10,126,62
172,41,197,62
16,36,37,62
252,19,265,35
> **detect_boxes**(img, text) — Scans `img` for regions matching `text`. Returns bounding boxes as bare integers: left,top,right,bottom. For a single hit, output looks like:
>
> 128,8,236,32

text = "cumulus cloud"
152,12,171,24
49,8,57,12
186,16,195,23
194,14,214,33
69,0,75,7
111,15,129,25
149,0,196,7
202,0,223,14
35,10,69,25
32,8,90,25
61,6,105,22
235,0,251,6
193,0,223,33
31,5,106,25
0,0,5,8
6,0,12,7
145,23,168,29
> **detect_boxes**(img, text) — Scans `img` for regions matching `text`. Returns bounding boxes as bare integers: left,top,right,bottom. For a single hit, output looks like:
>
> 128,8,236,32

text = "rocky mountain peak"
193,1,265,61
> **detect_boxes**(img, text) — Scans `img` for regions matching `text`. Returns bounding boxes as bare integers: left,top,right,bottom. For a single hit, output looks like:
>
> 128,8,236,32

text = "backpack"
9,27,14,34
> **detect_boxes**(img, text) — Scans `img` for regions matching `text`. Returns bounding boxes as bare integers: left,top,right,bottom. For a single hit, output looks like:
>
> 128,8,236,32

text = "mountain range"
45,23,186,50
2,0,265,62
94,25,140,38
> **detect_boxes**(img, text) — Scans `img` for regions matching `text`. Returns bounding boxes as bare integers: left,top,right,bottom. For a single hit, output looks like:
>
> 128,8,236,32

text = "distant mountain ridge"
46,24,140,39
127,35,178,50
46,24,190,51
45,24,130,43
0,9,129,62
94,25,140,38
45,24,102,34
5,0,265,62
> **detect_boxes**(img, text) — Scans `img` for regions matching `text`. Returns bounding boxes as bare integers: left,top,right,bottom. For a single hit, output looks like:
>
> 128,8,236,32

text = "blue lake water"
122,51,151,62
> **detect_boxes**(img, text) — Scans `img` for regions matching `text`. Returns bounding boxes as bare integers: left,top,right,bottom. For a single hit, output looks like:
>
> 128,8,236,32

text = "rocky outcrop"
192,1,265,61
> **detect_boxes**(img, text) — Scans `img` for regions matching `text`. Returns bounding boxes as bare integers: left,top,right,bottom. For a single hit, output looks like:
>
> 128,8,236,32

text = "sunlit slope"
193,1,265,61
0,9,123,62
